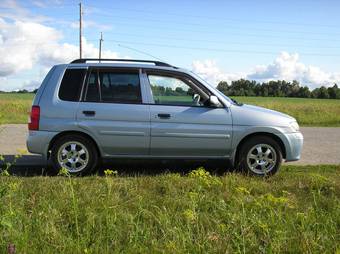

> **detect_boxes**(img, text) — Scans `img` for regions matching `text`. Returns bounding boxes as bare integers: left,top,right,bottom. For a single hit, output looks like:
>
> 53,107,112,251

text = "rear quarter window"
59,69,86,101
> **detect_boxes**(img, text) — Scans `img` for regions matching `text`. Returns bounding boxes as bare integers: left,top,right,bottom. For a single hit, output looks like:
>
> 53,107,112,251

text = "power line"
80,19,339,42
85,5,340,29
1,2,337,30
103,39,340,57
88,13,340,37
3,36,340,50
3,37,340,57
87,32,340,50
2,33,339,50
117,44,166,62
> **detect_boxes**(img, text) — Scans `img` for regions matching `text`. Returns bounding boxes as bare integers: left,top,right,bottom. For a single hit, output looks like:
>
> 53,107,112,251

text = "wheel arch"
47,131,101,159
234,132,286,165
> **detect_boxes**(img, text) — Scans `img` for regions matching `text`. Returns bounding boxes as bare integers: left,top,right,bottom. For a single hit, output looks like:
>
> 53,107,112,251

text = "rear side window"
86,72,100,102
59,69,86,101
84,70,142,104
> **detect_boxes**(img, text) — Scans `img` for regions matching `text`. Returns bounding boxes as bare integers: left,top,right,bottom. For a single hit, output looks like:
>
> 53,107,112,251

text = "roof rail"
70,58,173,67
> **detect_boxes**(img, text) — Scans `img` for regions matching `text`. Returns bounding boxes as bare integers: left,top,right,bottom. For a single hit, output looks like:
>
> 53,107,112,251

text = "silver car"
27,59,303,176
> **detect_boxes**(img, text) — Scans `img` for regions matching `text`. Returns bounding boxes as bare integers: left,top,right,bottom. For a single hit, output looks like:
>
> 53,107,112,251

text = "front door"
145,71,232,157
76,68,150,156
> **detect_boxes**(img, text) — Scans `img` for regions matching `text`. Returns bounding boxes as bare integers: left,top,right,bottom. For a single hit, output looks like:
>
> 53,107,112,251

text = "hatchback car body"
27,59,303,176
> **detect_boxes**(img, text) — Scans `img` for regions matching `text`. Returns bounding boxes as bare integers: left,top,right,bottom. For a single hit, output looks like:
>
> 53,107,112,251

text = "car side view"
27,59,303,176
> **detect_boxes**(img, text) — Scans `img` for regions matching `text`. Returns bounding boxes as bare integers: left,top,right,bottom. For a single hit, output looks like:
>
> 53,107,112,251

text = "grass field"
0,165,339,253
1,93,340,126
233,96,340,127
0,93,33,124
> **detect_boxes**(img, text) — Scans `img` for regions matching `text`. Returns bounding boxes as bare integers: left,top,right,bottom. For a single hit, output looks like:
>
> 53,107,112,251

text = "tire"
51,134,98,176
236,135,282,176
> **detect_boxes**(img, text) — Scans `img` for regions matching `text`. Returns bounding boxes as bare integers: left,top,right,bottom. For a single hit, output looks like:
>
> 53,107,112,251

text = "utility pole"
99,32,103,60
79,2,83,59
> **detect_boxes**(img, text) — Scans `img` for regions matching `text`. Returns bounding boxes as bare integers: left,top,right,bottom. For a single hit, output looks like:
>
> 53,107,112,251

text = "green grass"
1,93,340,126
233,96,340,127
0,93,34,124
0,165,339,253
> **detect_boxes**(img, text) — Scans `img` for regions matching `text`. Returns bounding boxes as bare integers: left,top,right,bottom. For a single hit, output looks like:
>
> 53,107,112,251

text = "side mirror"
209,95,222,107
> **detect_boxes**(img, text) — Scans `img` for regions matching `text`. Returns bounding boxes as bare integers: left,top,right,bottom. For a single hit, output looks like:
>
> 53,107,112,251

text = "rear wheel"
236,136,282,176
51,135,98,175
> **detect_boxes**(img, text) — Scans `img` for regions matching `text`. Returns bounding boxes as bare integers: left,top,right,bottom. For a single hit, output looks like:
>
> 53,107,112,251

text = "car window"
148,74,206,106
59,69,86,101
85,71,100,102
84,70,142,104
100,72,141,103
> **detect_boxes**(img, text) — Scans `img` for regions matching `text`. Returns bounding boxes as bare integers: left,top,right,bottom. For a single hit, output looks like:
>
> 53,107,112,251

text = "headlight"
290,121,300,132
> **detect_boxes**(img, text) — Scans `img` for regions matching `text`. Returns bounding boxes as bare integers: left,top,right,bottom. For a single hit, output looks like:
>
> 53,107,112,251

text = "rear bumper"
278,132,304,162
26,130,58,160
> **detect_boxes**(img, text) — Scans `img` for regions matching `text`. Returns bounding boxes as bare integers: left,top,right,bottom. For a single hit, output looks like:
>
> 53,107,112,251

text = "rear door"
144,70,233,157
76,68,150,156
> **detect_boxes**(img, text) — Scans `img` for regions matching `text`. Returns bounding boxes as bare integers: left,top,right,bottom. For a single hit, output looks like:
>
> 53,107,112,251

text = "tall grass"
0,165,339,253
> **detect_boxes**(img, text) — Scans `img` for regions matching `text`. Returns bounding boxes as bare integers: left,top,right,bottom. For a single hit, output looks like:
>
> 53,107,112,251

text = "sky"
1,0,340,91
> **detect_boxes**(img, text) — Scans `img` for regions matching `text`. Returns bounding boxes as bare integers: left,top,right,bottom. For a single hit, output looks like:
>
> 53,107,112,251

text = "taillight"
28,106,40,131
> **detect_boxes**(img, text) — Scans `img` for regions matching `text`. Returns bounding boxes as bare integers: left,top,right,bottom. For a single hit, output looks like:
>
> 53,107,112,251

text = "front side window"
148,74,208,106
84,70,142,104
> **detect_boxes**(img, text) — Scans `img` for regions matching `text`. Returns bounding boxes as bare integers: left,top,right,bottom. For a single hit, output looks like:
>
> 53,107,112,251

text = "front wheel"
51,135,98,175
236,136,283,176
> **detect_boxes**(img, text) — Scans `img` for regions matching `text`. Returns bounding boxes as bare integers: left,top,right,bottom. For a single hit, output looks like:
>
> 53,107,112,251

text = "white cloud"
191,59,243,86
0,17,120,91
0,0,120,91
193,52,340,89
247,52,340,88
0,18,62,76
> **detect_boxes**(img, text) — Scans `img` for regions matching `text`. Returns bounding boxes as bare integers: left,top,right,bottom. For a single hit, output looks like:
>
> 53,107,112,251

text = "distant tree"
17,89,29,93
328,84,340,99
175,87,186,96
318,86,330,99
215,78,340,99
297,86,311,98
289,80,300,97
216,81,229,95
311,88,320,98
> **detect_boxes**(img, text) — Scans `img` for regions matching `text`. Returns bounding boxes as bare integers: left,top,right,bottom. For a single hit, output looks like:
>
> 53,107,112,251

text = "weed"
0,165,338,253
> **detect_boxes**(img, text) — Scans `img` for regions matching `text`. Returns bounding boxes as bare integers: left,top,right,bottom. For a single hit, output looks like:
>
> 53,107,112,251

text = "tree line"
0,89,38,94
217,79,340,99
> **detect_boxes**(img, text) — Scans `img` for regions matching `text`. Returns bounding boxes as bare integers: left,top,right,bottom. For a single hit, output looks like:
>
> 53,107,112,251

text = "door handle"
157,113,171,119
83,110,96,116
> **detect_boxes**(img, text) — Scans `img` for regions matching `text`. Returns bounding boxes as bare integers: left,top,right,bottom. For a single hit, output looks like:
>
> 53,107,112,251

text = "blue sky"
1,0,340,90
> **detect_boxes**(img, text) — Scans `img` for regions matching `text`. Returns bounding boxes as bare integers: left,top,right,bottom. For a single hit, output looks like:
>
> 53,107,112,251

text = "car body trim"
157,133,231,139
98,130,146,136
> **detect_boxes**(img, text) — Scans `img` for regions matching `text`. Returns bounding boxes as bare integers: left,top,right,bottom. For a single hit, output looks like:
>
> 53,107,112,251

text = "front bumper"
26,130,58,160
277,131,303,161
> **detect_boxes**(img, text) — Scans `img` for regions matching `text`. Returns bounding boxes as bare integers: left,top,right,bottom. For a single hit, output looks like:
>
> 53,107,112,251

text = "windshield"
189,71,238,105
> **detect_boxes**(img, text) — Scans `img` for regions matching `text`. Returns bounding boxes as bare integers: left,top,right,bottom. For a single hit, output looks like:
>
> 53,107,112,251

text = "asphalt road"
0,124,339,171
